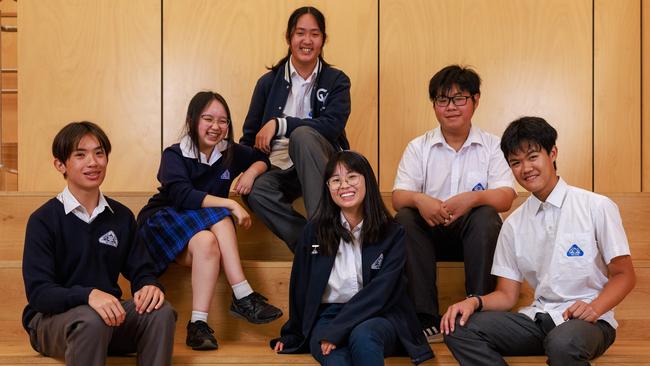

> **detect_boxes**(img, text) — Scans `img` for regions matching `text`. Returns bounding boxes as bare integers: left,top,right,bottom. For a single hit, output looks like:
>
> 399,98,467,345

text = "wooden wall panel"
379,0,593,192
594,0,641,192
163,0,378,172
17,0,161,191
641,0,650,192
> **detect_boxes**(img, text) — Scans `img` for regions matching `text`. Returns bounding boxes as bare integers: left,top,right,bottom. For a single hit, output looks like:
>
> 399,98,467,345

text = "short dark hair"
428,65,481,101
184,91,235,166
314,151,393,256
500,116,558,169
52,121,112,163
269,6,329,71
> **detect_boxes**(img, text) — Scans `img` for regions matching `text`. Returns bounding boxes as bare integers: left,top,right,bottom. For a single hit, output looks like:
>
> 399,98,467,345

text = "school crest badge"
99,230,118,248
371,253,384,269
566,244,584,257
220,169,231,180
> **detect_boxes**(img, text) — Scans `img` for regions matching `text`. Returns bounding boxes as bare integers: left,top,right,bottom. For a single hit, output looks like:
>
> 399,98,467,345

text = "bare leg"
176,230,221,312
209,218,246,286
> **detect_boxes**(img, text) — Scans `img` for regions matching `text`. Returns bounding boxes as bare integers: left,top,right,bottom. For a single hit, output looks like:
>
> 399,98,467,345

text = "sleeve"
491,220,523,282
121,211,164,294
593,197,631,263
271,225,312,351
241,76,270,147
284,72,351,144
157,148,208,210
22,212,93,314
319,226,406,346
232,144,271,176
393,139,424,192
487,138,516,190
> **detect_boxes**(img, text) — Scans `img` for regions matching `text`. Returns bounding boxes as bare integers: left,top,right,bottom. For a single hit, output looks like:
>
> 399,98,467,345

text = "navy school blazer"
240,60,351,151
270,220,434,365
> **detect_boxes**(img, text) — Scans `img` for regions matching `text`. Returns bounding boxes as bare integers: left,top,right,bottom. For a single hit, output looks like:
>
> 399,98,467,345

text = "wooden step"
3,260,650,342
2,192,650,261
0,339,647,365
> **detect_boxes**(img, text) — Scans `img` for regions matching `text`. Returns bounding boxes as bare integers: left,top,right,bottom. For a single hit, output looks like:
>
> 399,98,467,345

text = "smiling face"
54,133,107,194
196,99,229,156
289,13,323,70
327,163,366,219
507,142,558,201
433,84,479,133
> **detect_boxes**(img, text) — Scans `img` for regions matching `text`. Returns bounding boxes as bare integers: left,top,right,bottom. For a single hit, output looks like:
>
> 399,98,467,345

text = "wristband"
467,294,483,312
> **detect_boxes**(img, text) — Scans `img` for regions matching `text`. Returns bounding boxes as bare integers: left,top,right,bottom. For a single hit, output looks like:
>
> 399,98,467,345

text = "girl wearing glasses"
137,91,282,351
271,151,433,365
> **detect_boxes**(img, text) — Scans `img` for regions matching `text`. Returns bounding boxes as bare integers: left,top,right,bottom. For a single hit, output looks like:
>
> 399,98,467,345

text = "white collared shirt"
393,126,515,200
492,178,631,328
322,214,364,303
56,186,113,224
179,135,228,166
270,57,320,170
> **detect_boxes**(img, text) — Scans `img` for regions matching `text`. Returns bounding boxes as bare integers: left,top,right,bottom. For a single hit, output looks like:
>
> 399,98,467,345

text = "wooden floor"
1,192,650,365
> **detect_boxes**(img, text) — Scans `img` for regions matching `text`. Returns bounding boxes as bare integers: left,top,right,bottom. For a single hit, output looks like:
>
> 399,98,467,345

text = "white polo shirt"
393,126,515,200
322,214,364,303
492,178,631,328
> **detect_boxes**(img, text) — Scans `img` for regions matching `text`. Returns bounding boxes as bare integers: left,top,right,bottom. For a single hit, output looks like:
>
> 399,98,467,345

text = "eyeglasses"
433,95,474,108
326,173,361,191
201,114,230,127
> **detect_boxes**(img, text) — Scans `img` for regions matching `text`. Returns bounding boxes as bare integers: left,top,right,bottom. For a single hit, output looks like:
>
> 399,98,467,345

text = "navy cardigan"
240,60,351,151
271,221,434,365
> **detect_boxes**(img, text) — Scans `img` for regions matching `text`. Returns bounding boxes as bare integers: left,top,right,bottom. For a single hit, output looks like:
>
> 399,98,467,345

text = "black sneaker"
186,320,218,350
230,292,283,324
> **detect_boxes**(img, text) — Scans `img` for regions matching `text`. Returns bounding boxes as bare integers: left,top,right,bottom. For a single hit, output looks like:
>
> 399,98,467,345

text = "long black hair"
269,6,329,71
184,91,235,167
314,151,393,256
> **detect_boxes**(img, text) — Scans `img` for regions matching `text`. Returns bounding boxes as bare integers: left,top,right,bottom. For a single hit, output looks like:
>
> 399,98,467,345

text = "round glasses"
200,114,230,128
433,95,473,108
326,173,361,191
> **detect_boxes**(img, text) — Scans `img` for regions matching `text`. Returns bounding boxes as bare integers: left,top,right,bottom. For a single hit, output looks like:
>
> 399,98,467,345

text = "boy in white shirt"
440,116,636,365
393,65,517,342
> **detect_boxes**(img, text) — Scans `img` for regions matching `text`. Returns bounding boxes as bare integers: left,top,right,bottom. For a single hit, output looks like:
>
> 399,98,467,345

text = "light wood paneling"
0,16,16,69
379,0,592,192
594,0,641,192
163,0,378,171
641,0,650,192
18,0,161,191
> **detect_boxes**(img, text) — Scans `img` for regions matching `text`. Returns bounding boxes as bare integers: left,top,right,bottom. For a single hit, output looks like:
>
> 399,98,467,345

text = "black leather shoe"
186,320,218,350
230,292,283,324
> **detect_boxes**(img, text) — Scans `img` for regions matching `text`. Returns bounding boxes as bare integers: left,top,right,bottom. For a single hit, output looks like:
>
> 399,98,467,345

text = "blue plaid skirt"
139,207,231,275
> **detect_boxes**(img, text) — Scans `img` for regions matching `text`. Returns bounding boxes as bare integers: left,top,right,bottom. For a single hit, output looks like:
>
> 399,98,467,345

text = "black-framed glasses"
200,114,230,127
326,173,361,191
433,95,474,108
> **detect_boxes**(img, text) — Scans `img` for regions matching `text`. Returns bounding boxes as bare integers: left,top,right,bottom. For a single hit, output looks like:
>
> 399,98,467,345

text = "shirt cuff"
276,118,287,137
491,265,522,282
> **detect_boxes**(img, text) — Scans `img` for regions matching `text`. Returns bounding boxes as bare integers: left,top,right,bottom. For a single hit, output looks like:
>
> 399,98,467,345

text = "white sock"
191,310,208,323
232,280,254,300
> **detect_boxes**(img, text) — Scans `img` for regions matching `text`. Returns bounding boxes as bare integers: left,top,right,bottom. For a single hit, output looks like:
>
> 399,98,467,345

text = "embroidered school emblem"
566,244,584,257
472,183,485,191
371,253,384,269
220,169,231,180
316,88,329,103
99,230,118,247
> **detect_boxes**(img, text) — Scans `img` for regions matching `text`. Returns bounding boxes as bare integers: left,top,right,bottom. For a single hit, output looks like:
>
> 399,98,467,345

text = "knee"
245,175,273,205
66,306,110,339
349,319,383,349
467,206,501,227
394,207,420,226
190,232,220,260
148,302,177,331
544,331,588,362
288,126,323,155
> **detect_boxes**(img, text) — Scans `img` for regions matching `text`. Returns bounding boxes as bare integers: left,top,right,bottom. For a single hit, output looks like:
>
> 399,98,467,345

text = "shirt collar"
179,135,228,166
340,212,363,235
57,186,113,215
286,56,320,83
528,177,567,215
429,126,483,149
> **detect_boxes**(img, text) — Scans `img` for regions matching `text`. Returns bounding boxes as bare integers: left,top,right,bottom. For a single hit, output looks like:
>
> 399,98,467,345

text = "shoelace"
194,322,215,336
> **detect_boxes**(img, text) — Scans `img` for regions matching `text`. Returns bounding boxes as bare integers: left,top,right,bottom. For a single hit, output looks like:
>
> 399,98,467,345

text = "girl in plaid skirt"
137,91,283,351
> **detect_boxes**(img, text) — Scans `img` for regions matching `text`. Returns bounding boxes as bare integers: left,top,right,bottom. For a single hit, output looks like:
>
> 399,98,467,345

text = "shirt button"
278,106,282,110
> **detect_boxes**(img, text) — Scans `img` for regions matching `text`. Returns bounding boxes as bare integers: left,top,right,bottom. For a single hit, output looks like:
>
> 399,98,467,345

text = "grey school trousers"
244,126,335,252
27,300,177,366
444,311,616,366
